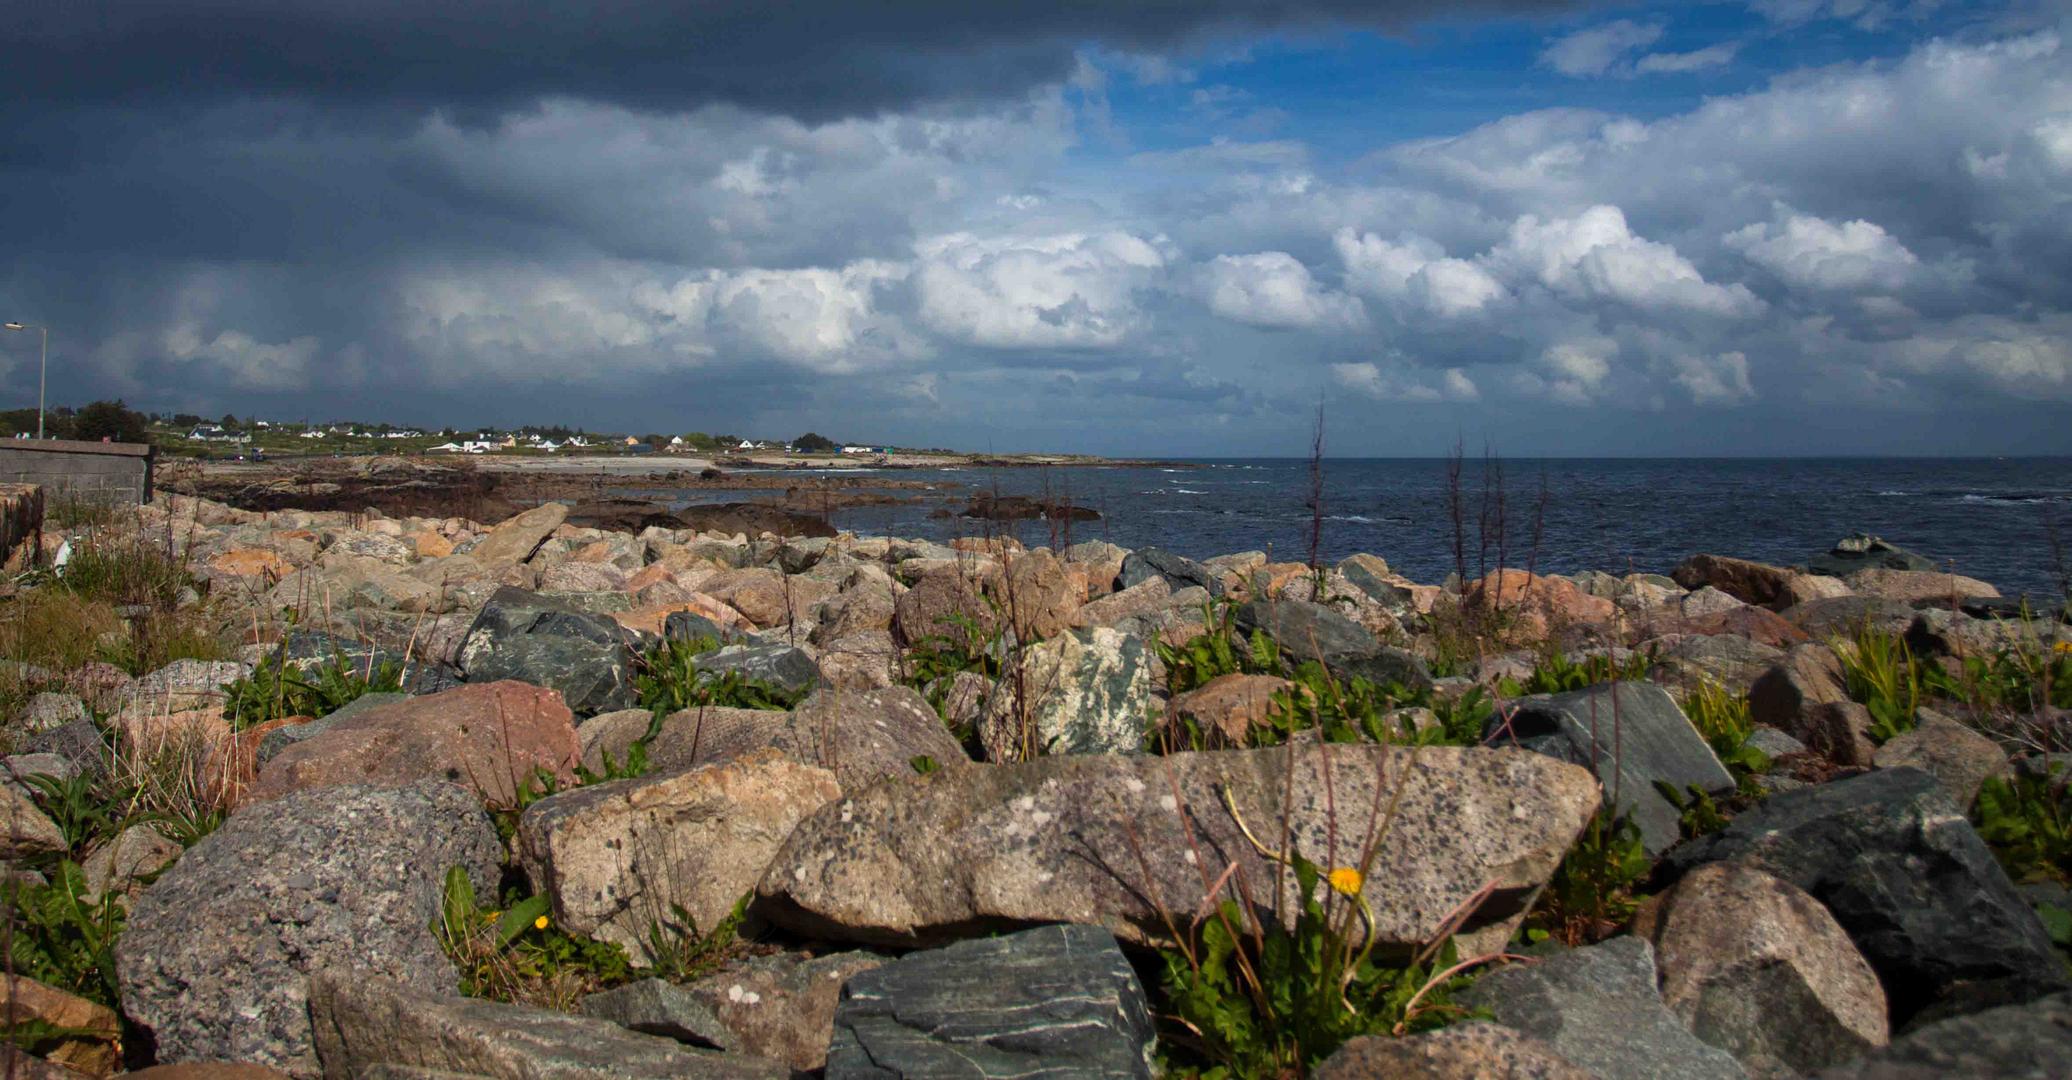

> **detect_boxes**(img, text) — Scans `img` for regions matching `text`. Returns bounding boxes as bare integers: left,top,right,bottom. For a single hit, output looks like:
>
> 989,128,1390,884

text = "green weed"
1157,601,1281,696
435,865,632,1010
1680,680,1770,780
639,893,749,982
1521,811,1650,947
1499,648,1651,698
1972,762,2070,887
1833,625,1951,743
2,863,128,1008
1157,850,1482,1077
636,637,807,715
220,650,404,731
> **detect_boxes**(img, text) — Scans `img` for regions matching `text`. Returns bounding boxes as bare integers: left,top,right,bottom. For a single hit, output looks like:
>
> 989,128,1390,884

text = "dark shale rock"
1117,547,1221,595
455,586,637,716
1485,681,1735,855
308,970,784,1079
690,643,823,696
1812,990,2072,1080
1235,597,1433,691
1463,937,1747,1080
1656,767,2070,1025
825,923,1155,1079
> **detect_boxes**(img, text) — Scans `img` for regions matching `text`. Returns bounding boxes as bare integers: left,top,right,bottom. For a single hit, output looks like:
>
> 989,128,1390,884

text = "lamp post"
3,322,48,439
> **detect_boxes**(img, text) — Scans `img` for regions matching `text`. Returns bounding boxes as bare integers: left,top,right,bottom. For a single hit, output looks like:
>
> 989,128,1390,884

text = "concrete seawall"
0,439,154,505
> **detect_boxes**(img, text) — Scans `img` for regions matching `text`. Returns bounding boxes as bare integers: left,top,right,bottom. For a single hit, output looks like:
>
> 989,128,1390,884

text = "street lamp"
3,322,47,439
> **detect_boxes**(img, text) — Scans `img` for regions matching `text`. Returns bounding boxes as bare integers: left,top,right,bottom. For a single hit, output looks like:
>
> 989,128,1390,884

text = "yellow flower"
534,915,550,931
2054,640,2072,655
1327,867,1364,897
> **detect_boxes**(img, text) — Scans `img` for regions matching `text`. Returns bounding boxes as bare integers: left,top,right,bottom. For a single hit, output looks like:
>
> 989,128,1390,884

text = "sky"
2,0,2069,456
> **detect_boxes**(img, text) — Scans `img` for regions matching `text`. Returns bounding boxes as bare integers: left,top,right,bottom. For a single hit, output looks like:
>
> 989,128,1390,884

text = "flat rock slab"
1488,681,1734,855
116,782,503,1078
308,970,785,1079
649,687,967,790
760,744,1599,956
1464,937,1747,1080
825,923,1154,1079
1657,767,2069,1024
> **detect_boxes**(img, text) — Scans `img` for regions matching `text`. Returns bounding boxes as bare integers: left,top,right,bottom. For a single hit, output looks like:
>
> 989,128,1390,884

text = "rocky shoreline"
1,492,2068,1078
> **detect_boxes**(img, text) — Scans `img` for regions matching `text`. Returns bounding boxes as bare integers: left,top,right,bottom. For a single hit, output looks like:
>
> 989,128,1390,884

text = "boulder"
1312,1024,1591,1080
978,627,1150,761
1235,598,1432,691
1462,937,1747,1080
890,565,998,647
584,951,884,1072
1671,554,1796,608
1641,634,1784,695
1873,708,2006,808
998,549,1080,641
700,568,800,628
1669,606,1809,649
117,782,503,1077
1845,568,2000,605
323,531,415,565
1072,576,1174,629
306,970,784,1079
0,974,122,1076
254,692,408,766
1779,572,1854,608
19,720,107,781
1461,570,1619,640
516,751,840,957
455,587,637,716
1117,547,1219,596
0,783,65,859
759,744,1599,955
1656,767,2070,1024
811,583,896,643
1748,645,1862,762
466,502,567,565
1811,990,2072,1079
251,681,579,806
691,644,822,696
80,821,183,902
538,560,630,594
643,688,966,790
1635,862,1888,1073
1169,673,1293,745
1805,534,1937,577
21,691,87,733
814,630,899,691
1485,682,1734,855
825,924,1154,1080
1781,596,1919,640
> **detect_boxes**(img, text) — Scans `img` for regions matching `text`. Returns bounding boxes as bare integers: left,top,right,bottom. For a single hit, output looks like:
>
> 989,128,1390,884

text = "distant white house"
536,440,561,452
735,439,767,451
298,429,326,439
668,435,685,448
566,435,589,447
383,429,424,439
186,425,247,443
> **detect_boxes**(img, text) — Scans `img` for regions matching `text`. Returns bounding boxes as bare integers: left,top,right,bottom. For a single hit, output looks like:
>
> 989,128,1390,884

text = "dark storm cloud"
5,1,1588,117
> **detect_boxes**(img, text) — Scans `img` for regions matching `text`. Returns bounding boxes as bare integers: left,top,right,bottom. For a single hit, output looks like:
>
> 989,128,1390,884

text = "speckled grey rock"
309,969,784,1079
255,692,409,764
1873,708,2006,809
1313,1023,1591,1079
18,720,107,781
680,951,887,1072
1813,990,2072,1079
646,686,965,790
1744,727,1808,760
1118,547,1220,596
825,924,1154,1079
578,979,734,1049
1464,937,1746,1080
1657,767,2069,1025
0,753,76,798
116,782,503,1078
760,744,1598,956
1487,681,1736,855
978,627,1150,762
20,692,86,733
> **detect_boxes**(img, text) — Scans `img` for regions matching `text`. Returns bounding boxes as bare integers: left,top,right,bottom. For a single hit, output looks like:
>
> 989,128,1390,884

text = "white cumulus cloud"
1724,212,1919,290
1200,251,1367,331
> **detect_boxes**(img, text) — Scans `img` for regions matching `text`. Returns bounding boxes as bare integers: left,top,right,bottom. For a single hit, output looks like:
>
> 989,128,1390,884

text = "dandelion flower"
2055,640,2072,655
1328,867,1364,897
534,915,550,931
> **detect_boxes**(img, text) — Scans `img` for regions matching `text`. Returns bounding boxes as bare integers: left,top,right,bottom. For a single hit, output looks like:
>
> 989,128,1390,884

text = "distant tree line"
0,400,150,443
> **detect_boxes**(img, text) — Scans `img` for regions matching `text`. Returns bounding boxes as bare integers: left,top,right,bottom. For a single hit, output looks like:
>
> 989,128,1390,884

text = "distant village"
172,416,889,458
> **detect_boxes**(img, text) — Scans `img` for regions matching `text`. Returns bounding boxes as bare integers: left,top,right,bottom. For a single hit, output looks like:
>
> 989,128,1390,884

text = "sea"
674,458,2072,601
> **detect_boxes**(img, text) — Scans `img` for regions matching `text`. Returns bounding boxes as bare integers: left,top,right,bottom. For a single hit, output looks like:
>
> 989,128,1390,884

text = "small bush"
1499,648,1651,698
1680,680,1769,779
1157,602,1280,696
902,612,1005,715
640,893,749,982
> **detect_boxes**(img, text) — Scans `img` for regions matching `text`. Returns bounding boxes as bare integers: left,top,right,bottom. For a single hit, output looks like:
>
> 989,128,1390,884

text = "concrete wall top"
0,438,154,458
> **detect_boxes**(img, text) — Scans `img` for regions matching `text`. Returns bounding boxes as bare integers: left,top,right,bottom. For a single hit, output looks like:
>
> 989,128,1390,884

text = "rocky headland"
0,489,2067,1078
